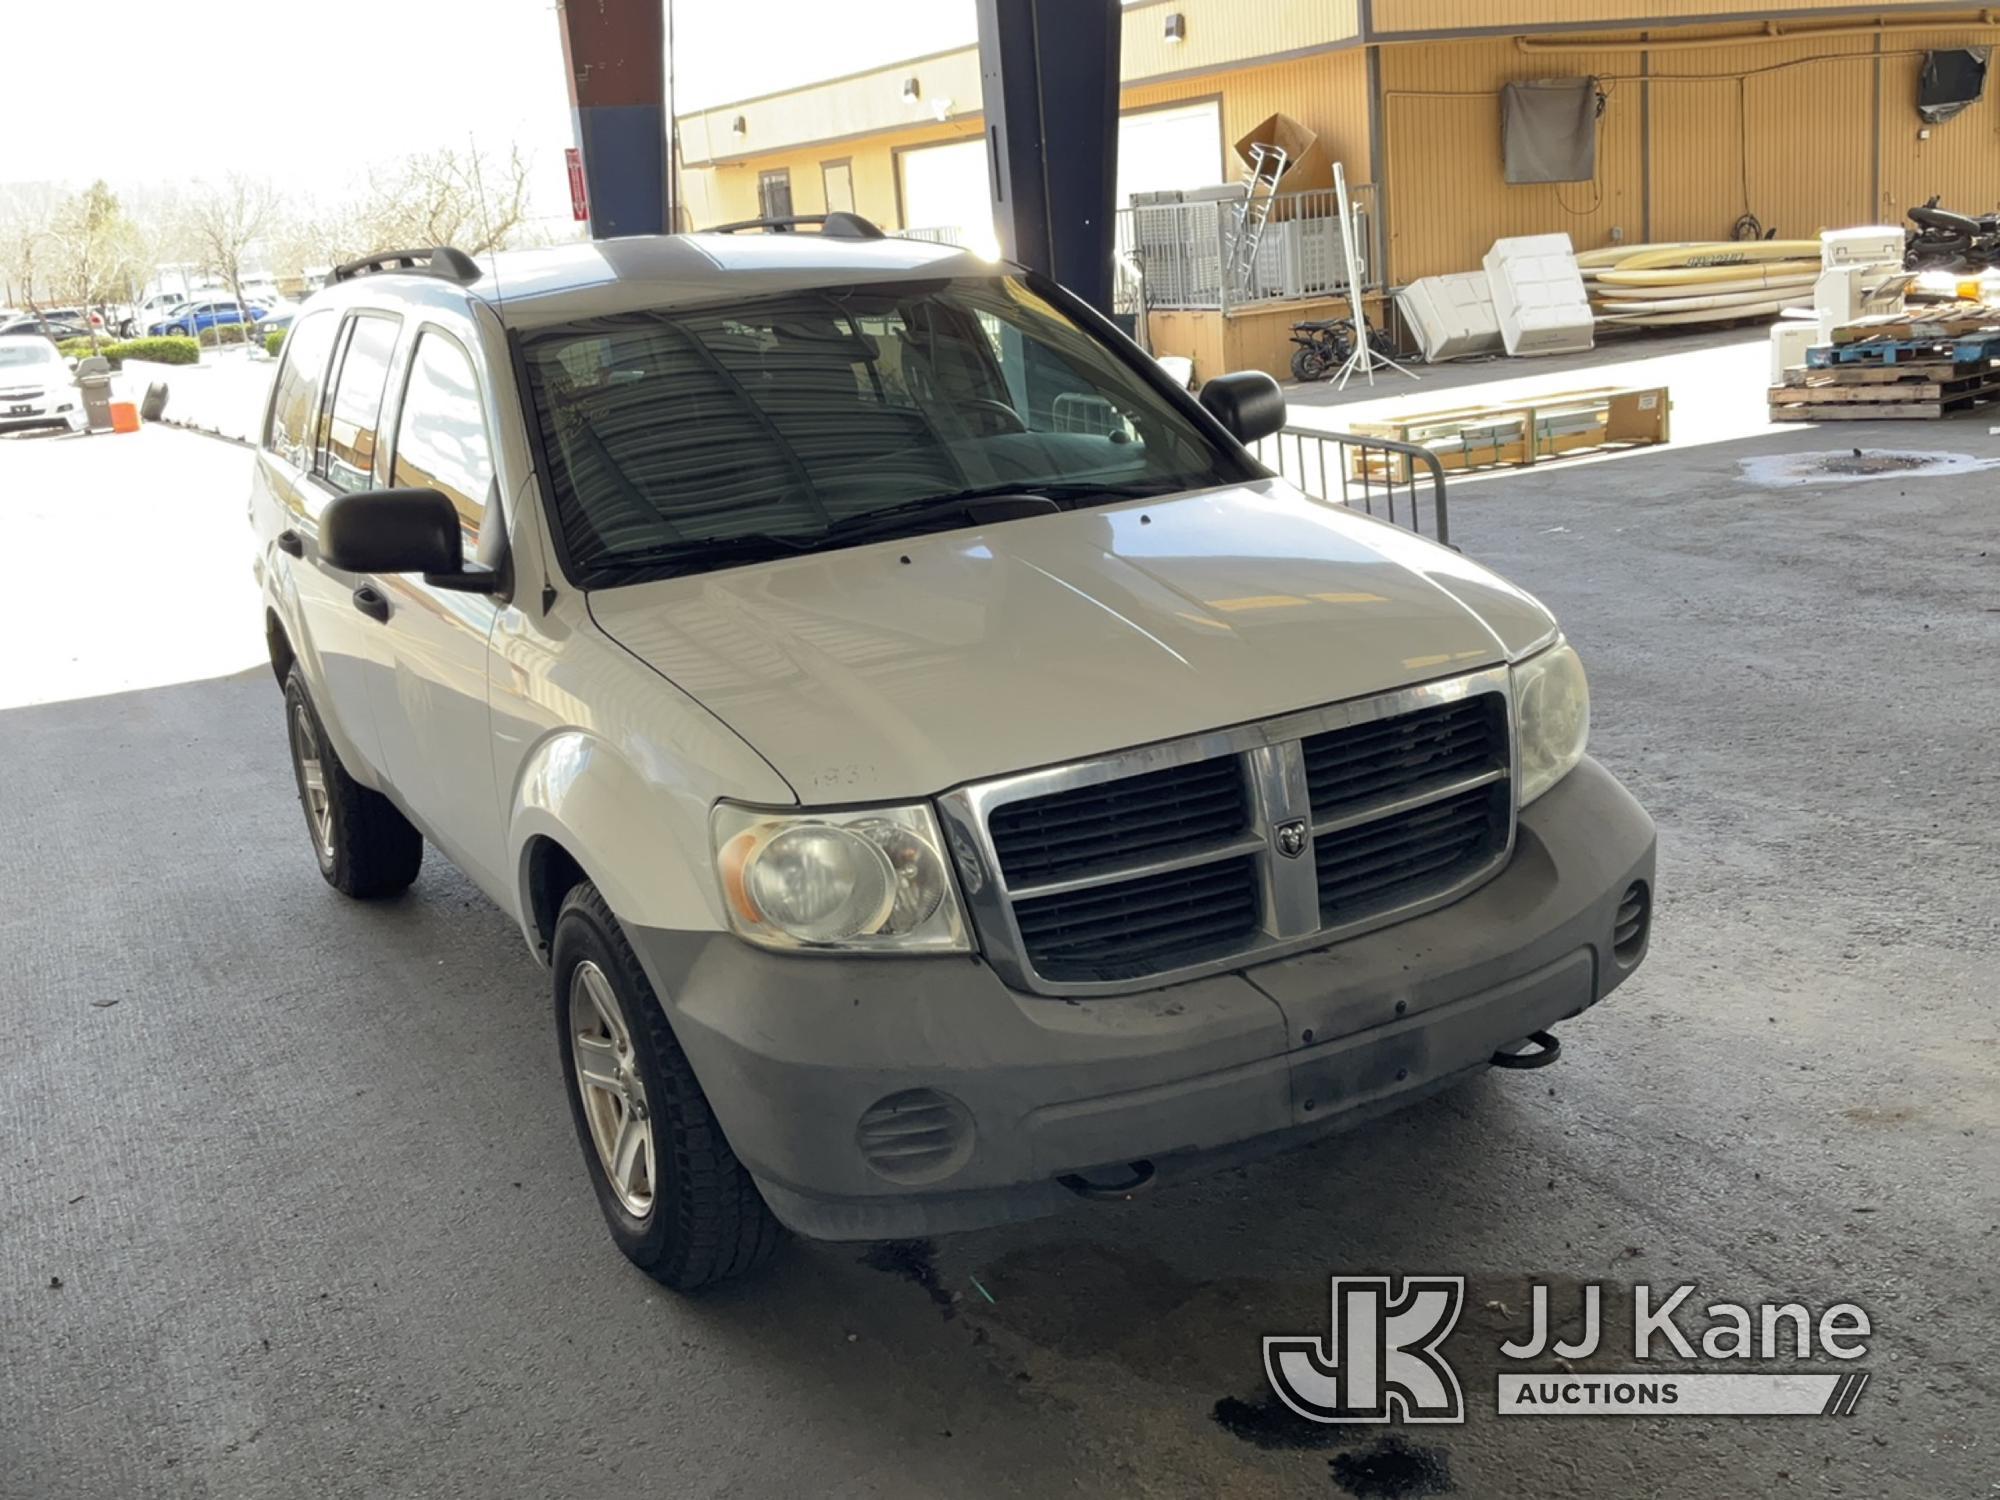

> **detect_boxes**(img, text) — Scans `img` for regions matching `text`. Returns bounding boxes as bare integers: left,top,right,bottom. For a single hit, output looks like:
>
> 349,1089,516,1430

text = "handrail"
1254,426,1451,548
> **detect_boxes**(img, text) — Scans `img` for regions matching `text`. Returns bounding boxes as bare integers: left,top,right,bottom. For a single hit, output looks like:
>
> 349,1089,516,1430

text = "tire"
282,666,422,898
552,881,782,1290
1290,346,1331,382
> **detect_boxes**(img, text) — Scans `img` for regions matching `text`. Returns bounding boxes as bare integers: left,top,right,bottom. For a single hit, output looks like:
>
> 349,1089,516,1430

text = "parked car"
0,334,84,433
252,228,1655,1290
148,297,264,338
0,314,93,342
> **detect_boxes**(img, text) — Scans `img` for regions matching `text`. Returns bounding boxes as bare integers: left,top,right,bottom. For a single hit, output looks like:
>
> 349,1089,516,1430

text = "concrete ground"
1,416,1995,1499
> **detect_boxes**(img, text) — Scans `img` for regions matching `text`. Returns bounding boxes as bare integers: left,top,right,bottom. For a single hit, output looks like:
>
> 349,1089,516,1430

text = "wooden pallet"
1769,362,2000,421
1806,331,2000,369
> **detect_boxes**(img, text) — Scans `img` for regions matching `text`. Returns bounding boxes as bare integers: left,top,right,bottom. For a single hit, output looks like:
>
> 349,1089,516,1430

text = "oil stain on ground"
1328,1435,1454,1498
858,1239,956,1319
1210,1392,1361,1450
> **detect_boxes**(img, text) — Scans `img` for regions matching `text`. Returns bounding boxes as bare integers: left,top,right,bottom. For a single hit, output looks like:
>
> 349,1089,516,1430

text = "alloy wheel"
289,702,334,861
569,960,656,1217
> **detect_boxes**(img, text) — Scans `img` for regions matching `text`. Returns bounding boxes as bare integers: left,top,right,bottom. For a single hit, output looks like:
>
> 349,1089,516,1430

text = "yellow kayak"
1610,240,1822,271
1592,261,1821,288
1574,242,1704,269
1592,270,1820,300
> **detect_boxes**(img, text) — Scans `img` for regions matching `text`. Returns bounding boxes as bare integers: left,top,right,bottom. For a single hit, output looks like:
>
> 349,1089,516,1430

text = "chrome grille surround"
936,666,1517,998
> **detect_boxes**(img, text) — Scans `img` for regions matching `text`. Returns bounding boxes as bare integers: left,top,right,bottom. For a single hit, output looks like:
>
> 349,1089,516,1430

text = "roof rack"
707,212,886,241
332,246,484,286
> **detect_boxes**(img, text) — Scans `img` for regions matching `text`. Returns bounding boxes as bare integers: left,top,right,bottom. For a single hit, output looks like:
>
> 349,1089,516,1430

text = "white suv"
251,223,1654,1289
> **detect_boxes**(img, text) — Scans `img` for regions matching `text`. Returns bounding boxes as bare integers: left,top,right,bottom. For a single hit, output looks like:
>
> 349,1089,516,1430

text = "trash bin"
74,355,115,434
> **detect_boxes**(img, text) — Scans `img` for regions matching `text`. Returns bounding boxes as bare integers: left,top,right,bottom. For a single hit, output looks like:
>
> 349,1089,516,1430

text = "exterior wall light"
1164,13,1186,43
731,115,748,137
902,77,921,103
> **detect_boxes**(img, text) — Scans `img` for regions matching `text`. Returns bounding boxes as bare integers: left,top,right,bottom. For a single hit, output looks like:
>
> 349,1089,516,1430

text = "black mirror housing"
1199,370,1286,446
319,488,464,576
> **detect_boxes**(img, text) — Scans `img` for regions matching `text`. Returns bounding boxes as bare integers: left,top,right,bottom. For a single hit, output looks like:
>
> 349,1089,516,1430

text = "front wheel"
1290,345,1332,382
553,882,782,1290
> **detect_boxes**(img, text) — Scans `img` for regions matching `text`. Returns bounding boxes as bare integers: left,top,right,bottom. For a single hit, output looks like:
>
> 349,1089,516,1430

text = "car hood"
586,480,1559,803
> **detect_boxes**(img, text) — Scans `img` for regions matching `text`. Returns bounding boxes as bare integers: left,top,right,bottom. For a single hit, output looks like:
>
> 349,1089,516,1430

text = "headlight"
1513,639,1589,807
712,802,969,953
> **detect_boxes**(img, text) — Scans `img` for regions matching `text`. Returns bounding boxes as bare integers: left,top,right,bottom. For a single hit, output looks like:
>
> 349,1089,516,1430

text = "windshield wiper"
585,531,819,579
816,479,1181,547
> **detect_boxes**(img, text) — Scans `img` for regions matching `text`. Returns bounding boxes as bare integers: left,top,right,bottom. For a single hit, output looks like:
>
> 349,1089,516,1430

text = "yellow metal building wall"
1379,37,1645,282
1374,0,1979,33
1877,24,2000,218
1647,29,1877,241
1123,47,1373,179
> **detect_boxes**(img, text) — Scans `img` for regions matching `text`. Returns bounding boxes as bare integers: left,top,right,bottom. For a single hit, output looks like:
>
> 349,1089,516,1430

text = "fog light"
857,1089,973,1184
1614,881,1650,964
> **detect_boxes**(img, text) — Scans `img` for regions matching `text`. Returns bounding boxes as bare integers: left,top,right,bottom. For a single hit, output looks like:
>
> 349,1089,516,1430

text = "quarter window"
318,314,399,494
391,332,494,541
264,308,336,467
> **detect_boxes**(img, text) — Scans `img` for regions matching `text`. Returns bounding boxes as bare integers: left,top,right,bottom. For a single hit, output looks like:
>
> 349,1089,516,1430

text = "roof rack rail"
332,246,484,285
707,212,886,241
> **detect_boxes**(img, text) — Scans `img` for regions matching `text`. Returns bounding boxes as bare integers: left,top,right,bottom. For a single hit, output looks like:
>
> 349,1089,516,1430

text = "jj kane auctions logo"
1266,1277,1873,1421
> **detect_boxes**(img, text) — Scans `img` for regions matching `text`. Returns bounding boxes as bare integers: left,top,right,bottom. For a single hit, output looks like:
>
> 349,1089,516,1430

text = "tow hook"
1059,1160,1157,1200
1491,1030,1562,1070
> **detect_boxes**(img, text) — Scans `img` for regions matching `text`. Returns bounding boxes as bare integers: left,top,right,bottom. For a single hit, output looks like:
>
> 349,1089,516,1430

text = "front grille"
1303,696,1503,815
941,670,1516,995
1012,856,1261,982
1317,784,1508,921
987,756,1249,884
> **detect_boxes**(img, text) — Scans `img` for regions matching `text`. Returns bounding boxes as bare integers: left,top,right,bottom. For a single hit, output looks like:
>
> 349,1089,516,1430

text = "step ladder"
1225,143,1288,295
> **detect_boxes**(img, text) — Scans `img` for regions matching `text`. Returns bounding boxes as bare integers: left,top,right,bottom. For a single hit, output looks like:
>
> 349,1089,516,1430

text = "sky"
0,0,981,221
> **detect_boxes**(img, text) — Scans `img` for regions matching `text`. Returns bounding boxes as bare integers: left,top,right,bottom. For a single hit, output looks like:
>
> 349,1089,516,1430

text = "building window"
822,159,855,216
758,170,794,221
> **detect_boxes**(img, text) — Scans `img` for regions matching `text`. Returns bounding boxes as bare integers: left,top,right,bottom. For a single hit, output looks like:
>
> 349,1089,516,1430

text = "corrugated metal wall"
1381,15,2000,280
1380,37,1645,282
1879,26,2000,218
1375,0,1977,33
1125,48,1373,178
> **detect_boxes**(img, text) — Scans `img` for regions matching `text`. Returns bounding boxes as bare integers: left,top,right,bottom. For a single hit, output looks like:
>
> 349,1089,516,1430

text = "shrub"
53,335,201,370
111,336,201,366
265,326,287,359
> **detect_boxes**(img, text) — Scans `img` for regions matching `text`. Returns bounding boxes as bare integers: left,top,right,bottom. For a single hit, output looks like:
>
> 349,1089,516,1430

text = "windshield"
0,344,56,368
520,274,1258,585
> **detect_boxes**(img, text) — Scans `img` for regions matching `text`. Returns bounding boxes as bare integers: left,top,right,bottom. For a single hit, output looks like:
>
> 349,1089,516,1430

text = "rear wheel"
1290,345,1332,382
282,667,422,898
553,881,782,1290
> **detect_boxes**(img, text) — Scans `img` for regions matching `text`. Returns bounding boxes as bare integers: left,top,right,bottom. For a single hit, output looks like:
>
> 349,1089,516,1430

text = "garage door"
898,137,994,248
895,99,1226,248
1117,100,1224,207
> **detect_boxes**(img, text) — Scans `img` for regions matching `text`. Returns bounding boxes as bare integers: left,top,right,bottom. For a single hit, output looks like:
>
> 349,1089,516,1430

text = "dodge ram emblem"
1274,820,1309,859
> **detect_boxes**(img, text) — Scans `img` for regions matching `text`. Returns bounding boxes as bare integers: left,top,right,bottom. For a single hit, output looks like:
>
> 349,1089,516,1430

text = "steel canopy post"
974,0,1121,316
558,0,668,238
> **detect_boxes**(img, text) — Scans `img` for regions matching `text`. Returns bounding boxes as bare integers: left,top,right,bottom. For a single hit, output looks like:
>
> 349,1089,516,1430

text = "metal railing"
1254,427,1451,548
1117,184,1382,314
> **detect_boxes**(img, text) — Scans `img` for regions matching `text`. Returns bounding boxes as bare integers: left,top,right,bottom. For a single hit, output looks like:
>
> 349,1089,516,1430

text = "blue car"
147,297,265,338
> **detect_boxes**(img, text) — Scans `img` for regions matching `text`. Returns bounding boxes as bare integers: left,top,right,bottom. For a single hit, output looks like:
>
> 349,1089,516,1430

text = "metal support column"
974,0,1121,315
557,0,667,238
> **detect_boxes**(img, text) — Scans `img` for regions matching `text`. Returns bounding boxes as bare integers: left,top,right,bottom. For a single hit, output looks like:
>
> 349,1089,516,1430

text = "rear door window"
317,313,400,494
264,308,337,468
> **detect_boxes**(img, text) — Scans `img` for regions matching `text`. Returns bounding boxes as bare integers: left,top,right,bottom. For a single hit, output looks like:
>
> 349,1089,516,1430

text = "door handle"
276,528,304,557
352,584,390,623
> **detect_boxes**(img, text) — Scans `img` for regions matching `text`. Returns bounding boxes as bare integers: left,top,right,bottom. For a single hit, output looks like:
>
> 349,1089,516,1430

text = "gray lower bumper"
629,757,1655,1242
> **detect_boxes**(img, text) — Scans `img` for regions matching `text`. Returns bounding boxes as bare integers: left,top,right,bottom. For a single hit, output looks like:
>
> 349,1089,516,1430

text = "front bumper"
629,757,1656,1241
0,396,75,432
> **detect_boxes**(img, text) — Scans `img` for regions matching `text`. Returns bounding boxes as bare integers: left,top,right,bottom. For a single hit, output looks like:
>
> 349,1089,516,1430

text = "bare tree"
0,183,63,310
47,181,141,351
355,144,533,257
180,175,281,343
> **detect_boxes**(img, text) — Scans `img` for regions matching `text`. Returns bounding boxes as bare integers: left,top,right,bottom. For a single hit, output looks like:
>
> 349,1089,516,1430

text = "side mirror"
1199,370,1286,446
320,487,496,592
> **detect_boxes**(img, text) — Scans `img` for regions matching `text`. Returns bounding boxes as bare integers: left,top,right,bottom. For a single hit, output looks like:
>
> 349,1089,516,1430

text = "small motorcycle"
1903,196,2000,272
1288,318,1396,382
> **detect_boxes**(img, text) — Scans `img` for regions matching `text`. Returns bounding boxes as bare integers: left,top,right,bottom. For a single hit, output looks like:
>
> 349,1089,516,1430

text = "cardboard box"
1234,112,1334,194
